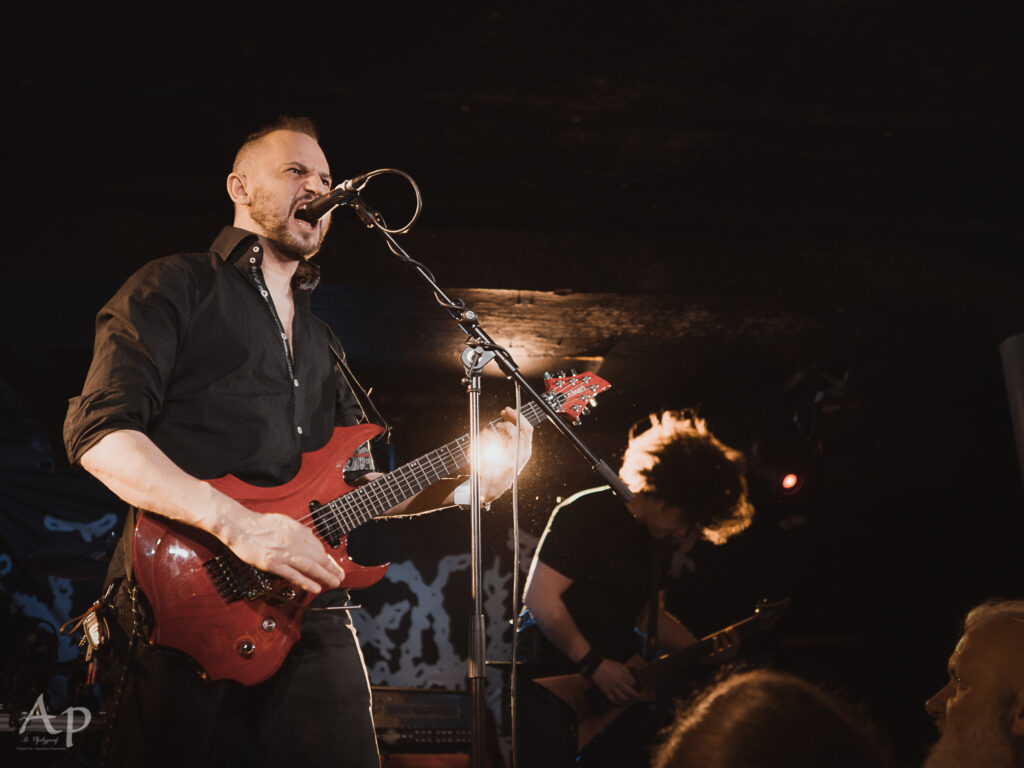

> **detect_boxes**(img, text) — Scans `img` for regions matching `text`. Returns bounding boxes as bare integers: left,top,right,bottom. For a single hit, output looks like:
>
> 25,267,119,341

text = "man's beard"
923,699,1017,768
249,187,327,262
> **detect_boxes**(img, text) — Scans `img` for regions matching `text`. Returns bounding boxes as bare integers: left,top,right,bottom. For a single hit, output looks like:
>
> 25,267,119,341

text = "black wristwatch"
577,648,605,679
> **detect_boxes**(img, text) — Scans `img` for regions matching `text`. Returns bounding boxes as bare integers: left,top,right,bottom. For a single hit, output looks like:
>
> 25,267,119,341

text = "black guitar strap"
645,542,663,662
327,339,392,444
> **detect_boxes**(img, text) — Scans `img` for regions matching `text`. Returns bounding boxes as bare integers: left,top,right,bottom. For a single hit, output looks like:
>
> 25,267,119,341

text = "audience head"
651,668,891,768
924,598,1024,768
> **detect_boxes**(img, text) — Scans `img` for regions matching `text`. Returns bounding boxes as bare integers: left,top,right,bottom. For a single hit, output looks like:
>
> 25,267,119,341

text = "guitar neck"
321,400,549,534
631,613,762,690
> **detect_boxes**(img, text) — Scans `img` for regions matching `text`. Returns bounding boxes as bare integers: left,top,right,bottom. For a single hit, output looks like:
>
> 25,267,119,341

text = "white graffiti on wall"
10,576,78,661
43,513,118,542
352,529,540,718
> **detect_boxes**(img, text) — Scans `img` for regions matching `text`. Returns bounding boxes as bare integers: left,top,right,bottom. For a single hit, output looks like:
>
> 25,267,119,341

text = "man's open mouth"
294,206,318,229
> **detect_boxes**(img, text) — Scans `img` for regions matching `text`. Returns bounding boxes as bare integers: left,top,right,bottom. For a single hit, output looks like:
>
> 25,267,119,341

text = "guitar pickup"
310,501,342,548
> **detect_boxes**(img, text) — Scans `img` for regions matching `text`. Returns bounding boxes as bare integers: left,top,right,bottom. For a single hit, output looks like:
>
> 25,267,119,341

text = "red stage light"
781,473,800,490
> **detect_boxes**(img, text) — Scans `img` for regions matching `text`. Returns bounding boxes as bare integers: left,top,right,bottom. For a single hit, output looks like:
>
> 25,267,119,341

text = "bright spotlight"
779,472,805,495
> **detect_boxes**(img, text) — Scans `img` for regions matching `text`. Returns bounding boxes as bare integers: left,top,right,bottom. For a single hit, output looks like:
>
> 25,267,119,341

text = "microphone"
295,174,370,223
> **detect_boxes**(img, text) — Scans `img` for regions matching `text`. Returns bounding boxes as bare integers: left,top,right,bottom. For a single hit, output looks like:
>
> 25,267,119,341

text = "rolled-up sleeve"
64,257,193,465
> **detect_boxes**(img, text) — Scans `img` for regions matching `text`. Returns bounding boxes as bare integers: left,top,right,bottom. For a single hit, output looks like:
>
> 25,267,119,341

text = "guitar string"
306,393,572,537
227,387,593,584
296,400,548,538
304,384,575,539
307,421,476,539
300,427,468,536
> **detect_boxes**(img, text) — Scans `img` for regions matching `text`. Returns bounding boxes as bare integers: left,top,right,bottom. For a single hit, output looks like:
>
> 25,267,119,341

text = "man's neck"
255,236,301,296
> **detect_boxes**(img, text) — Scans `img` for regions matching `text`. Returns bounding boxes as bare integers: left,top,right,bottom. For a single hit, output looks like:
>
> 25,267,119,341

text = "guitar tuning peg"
573,417,582,426
543,371,552,380
589,398,598,408
569,368,577,376
581,407,590,416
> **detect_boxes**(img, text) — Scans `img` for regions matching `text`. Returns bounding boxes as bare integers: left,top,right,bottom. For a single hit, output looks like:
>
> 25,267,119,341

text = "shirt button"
260,289,268,298
293,378,300,387
296,426,303,435
280,332,287,339
249,256,256,264
252,246,260,252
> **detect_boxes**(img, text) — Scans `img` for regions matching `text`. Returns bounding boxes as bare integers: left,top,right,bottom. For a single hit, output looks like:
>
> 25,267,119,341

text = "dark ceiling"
4,4,1024,761
8,1,1023,468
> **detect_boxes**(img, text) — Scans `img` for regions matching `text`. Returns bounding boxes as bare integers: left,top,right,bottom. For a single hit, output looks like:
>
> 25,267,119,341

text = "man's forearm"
79,429,344,594
528,597,593,664
80,429,245,541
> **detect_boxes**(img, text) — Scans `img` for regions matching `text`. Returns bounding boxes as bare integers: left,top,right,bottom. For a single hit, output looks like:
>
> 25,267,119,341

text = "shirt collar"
210,226,321,292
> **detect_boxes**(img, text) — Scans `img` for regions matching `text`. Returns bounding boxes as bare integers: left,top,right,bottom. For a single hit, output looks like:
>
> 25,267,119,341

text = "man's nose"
306,175,329,194
925,682,951,719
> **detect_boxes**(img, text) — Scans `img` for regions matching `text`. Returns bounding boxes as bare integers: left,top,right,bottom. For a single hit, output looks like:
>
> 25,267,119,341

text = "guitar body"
533,655,651,751
132,422,389,685
130,371,613,686
531,597,789,753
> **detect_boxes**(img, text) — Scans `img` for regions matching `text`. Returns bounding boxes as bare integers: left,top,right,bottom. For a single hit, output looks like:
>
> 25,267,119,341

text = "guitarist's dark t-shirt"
530,486,675,673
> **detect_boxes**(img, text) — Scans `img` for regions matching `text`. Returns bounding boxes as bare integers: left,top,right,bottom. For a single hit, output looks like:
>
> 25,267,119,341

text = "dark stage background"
3,4,1023,766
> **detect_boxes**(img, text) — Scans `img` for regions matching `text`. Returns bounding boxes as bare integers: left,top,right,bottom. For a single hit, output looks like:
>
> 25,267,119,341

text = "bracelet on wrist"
577,648,605,679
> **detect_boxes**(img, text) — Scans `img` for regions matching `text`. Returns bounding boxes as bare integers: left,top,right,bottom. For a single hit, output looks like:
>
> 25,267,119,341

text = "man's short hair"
964,598,1024,631
232,116,321,173
619,410,753,544
652,669,892,768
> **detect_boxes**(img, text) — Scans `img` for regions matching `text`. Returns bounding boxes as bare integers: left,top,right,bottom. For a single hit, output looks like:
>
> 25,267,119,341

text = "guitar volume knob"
262,617,277,632
237,640,256,659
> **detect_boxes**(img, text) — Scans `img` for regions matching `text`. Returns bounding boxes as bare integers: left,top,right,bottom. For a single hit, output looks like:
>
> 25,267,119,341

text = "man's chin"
270,230,324,263
923,729,1016,768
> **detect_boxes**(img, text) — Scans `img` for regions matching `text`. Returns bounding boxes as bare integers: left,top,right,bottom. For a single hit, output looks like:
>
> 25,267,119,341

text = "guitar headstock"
754,597,791,630
542,370,612,425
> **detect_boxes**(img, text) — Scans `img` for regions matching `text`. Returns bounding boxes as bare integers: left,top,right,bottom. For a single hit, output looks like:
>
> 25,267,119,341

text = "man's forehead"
256,130,329,173
954,616,1024,672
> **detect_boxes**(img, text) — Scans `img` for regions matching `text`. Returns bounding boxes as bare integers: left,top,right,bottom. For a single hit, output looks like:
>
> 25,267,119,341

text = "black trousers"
99,584,378,768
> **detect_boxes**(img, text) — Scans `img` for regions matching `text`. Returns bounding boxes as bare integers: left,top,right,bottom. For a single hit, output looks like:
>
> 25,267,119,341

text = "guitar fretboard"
314,400,548,535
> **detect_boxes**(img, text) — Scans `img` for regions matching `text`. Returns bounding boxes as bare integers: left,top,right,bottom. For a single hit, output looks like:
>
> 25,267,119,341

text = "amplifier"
372,686,471,753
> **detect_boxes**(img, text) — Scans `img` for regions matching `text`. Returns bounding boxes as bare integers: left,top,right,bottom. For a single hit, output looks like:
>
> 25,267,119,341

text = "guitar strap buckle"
60,581,117,683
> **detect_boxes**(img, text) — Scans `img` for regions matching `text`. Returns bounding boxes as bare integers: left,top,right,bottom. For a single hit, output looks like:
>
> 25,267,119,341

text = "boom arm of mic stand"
347,197,635,503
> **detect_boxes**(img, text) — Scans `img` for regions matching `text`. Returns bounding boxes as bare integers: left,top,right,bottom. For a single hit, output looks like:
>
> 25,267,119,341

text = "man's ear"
227,172,250,205
1011,690,1024,736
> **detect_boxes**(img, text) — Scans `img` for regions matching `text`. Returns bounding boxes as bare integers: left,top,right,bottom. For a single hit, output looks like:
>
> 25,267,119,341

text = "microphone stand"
336,183,634,768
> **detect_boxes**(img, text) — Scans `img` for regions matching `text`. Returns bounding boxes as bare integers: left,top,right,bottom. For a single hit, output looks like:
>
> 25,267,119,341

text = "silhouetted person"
651,669,891,768
924,598,1024,768
519,411,753,766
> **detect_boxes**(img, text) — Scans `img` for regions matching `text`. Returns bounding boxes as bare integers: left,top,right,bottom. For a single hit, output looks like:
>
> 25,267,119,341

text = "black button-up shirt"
64,226,364,487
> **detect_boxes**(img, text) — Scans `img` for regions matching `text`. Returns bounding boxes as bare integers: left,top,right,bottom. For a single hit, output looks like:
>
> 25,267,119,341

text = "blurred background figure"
651,668,892,768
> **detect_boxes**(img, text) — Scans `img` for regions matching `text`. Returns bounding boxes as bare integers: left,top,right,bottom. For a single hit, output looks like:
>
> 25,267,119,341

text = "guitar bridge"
204,551,272,603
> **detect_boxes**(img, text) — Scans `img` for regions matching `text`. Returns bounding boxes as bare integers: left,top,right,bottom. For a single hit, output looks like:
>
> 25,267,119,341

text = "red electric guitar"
132,371,610,685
